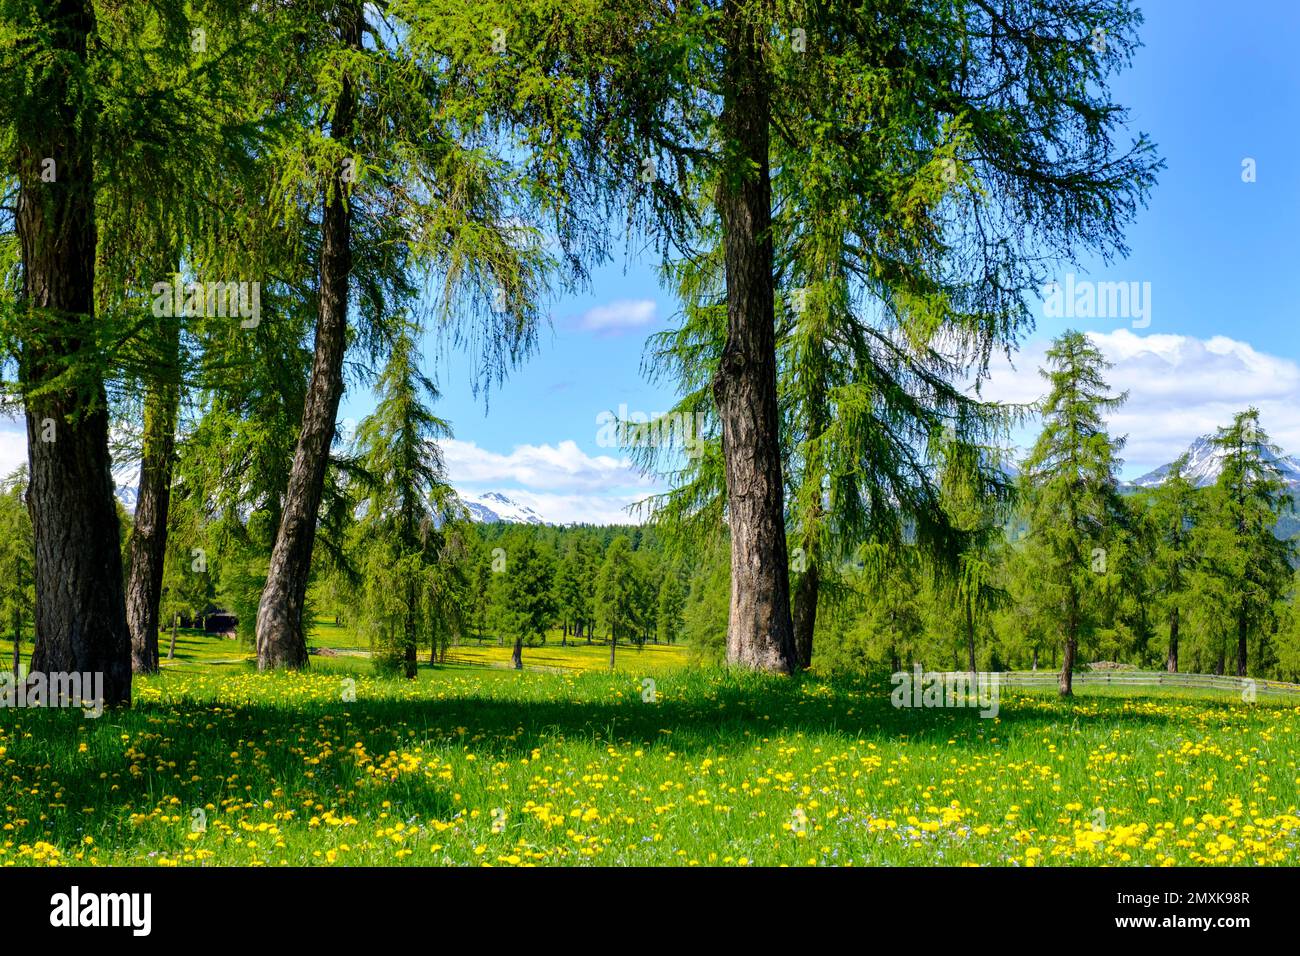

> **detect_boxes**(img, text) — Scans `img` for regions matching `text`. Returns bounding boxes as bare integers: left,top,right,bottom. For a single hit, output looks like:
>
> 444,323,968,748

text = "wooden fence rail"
925,670,1300,698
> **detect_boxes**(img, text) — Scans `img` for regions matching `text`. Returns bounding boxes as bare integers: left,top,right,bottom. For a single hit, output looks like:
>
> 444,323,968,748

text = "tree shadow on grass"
0,668,1259,845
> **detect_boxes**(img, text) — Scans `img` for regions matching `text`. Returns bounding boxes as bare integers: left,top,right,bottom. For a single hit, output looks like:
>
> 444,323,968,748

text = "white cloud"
494,489,649,526
446,438,661,524
0,425,25,478
981,330,1300,476
443,438,653,493
573,298,657,334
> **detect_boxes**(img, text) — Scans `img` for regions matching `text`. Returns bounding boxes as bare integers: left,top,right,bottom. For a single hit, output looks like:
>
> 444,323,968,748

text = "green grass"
440,639,691,673
304,617,690,674
1,657,1297,866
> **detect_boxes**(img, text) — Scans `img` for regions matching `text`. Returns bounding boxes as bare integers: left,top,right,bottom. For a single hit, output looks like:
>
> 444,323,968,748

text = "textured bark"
126,318,180,674
712,0,796,674
1166,605,1179,673
256,5,360,670
1059,587,1078,696
19,0,130,707
511,637,523,670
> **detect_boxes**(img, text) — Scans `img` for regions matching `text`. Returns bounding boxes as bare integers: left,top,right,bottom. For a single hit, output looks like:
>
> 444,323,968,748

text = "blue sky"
3,0,1298,523
374,0,1300,521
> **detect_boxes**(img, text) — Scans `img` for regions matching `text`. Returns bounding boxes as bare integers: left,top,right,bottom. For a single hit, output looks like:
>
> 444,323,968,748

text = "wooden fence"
926,669,1300,699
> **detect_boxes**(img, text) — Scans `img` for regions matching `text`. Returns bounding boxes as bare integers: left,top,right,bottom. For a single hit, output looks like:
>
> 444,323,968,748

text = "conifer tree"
350,321,459,679
1195,410,1292,677
1022,332,1128,696
1145,457,1202,672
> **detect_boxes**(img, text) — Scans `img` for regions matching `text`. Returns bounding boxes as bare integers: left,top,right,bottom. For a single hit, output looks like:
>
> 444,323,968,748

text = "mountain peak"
460,490,547,525
1132,434,1300,489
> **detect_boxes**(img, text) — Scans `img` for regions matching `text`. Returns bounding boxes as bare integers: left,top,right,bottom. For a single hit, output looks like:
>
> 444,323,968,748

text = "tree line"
770,334,1300,688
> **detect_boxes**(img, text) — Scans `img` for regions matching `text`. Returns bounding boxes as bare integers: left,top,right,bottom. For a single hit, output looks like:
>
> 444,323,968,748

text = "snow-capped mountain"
1130,434,1300,490
114,463,140,513
459,491,547,525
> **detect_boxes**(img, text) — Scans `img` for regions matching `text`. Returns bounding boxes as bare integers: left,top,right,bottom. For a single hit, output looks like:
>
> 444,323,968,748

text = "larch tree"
0,0,130,703
1195,410,1292,677
106,4,268,674
500,537,555,670
1144,456,1202,672
1022,331,1128,697
577,0,1160,673
655,572,685,646
350,321,460,679
255,0,574,668
595,535,638,669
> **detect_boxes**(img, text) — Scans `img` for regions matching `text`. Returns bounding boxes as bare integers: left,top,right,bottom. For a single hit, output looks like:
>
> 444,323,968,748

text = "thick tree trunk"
712,0,795,674
126,316,179,675
1236,611,1248,678
1031,647,1038,671
791,561,818,671
19,0,130,708
256,5,360,670
511,636,523,670
1166,605,1179,673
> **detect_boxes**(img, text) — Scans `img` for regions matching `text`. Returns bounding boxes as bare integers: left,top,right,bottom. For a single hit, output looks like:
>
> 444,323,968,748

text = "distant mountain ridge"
114,481,552,527
1129,434,1300,490
1125,434,1300,542
459,490,547,525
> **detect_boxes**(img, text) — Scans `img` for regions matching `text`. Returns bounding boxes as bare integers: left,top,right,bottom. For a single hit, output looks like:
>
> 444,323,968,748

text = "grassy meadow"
0,635,1296,867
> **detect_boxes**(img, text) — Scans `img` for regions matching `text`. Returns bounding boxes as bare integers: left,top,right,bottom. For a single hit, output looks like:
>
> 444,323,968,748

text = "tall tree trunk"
1059,586,1078,696
404,579,417,679
712,0,795,674
1031,647,1038,671
126,313,180,674
1236,610,1248,678
1166,605,1179,673
511,636,523,670
791,560,818,671
19,0,130,707
256,4,361,670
